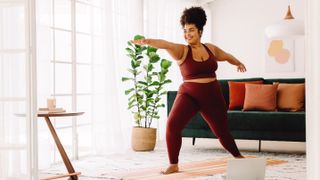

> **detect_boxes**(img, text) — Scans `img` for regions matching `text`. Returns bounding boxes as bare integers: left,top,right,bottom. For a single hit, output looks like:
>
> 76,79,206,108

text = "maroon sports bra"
179,44,218,80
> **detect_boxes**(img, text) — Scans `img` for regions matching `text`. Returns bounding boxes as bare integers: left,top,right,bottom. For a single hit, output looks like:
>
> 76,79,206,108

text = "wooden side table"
38,112,84,180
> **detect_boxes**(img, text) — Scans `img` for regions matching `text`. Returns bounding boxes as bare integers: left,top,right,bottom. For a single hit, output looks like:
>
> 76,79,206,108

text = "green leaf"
141,46,147,51
126,54,135,59
137,55,143,60
127,69,137,75
136,60,142,67
128,103,137,110
155,97,160,102
162,79,172,84
121,77,132,82
146,76,152,83
127,41,134,47
131,61,136,68
160,91,167,96
150,81,160,86
151,115,160,119
125,88,135,95
157,104,165,108
147,46,157,54
137,81,148,86
159,73,165,82
147,64,154,71
149,52,160,63
134,35,145,40
125,47,134,54
129,94,137,101
161,68,169,75
161,59,172,69
128,98,136,106
131,60,139,69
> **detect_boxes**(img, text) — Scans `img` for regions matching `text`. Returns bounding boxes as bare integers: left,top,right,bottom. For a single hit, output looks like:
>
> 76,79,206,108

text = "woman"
132,6,246,174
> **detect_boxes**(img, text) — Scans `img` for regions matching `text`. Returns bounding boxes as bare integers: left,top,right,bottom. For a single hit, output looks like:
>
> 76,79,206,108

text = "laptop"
226,158,266,180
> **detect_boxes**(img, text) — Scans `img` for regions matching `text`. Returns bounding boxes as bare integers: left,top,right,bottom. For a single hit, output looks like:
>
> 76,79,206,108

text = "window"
38,0,105,163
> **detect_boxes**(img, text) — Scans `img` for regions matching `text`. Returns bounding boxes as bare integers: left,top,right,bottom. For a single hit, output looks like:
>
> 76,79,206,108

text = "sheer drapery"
92,0,144,154
0,0,36,179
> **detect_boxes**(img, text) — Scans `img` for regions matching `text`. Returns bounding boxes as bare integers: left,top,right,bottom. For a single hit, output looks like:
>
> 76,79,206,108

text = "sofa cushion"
228,80,264,110
276,83,305,112
227,110,305,131
243,84,278,111
218,78,264,107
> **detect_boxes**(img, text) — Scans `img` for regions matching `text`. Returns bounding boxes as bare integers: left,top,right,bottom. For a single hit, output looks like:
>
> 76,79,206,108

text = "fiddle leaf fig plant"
122,35,172,128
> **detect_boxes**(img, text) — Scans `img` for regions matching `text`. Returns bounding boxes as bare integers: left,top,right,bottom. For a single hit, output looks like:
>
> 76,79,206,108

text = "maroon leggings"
166,81,241,164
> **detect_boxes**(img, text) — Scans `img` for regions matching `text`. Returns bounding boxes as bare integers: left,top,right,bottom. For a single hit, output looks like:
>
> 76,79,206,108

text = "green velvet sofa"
167,78,306,151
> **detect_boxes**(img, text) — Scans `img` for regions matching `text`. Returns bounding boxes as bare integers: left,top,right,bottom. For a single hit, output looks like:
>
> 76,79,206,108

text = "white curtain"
0,0,36,179
92,0,144,154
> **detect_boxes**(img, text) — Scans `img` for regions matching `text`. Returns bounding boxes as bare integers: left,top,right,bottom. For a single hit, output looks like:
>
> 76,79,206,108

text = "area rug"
40,139,306,180
110,156,287,180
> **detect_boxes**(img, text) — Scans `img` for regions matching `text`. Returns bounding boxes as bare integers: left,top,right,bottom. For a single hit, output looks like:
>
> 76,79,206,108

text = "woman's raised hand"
237,63,247,72
131,38,147,46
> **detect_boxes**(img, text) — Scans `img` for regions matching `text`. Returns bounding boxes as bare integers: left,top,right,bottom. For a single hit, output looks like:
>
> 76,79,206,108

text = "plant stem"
133,53,142,127
149,84,162,127
144,66,150,128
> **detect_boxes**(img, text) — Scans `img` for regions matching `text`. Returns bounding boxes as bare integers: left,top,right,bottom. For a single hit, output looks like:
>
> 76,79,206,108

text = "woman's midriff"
183,77,217,83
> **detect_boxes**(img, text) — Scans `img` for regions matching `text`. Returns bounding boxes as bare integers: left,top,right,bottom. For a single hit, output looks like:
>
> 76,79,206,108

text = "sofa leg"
258,140,261,152
192,137,196,145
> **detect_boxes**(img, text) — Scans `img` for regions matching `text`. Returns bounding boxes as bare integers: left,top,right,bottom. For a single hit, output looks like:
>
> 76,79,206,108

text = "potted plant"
122,35,172,151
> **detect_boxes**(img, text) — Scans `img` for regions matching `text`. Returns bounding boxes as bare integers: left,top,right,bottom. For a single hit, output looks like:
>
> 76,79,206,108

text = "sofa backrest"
167,78,305,114
218,78,305,107
263,78,305,84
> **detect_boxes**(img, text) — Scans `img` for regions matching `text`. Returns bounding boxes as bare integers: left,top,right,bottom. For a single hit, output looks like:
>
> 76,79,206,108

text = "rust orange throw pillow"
277,83,305,111
228,80,263,110
243,84,279,111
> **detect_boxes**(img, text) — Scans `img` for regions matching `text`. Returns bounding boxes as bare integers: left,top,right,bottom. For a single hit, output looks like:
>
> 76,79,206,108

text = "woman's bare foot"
235,155,245,158
160,164,179,174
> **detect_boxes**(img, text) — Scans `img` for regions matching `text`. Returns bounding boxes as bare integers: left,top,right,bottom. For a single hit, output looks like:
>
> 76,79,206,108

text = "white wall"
305,0,320,179
209,0,305,79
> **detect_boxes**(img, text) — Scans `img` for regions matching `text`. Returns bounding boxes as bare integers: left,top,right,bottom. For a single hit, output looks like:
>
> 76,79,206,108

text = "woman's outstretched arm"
205,43,247,72
131,38,185,61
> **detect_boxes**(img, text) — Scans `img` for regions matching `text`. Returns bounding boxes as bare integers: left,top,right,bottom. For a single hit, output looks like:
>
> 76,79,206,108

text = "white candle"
47,98,56,110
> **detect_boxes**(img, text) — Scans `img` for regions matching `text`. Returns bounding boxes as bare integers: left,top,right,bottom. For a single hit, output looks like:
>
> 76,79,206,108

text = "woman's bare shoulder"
176,45,189,65
204,43,218,56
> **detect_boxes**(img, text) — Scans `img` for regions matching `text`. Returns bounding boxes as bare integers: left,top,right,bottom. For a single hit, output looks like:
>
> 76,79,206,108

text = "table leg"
44,116,78,180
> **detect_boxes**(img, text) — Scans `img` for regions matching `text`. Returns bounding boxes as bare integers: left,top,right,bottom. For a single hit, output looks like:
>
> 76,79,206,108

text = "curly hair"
180,6,207,32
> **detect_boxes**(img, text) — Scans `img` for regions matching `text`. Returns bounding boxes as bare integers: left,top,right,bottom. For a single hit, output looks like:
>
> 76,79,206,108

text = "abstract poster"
265,39,295,72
